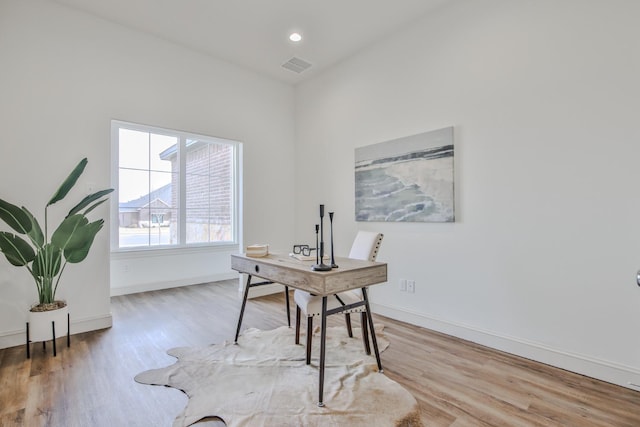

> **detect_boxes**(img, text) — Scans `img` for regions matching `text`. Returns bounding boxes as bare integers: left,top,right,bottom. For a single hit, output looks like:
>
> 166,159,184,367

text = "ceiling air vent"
282,57,312,74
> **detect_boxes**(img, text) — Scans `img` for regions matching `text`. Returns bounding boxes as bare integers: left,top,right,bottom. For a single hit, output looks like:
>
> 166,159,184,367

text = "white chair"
294,231,383,365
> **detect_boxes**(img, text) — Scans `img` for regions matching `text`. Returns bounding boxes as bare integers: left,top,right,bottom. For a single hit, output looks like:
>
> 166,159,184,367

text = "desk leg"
235,274,252,343
284,285,291,327
318,296,328,407
362,287,383,372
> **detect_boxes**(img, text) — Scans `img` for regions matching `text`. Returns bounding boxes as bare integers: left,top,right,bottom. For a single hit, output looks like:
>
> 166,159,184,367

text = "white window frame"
110,120,242,253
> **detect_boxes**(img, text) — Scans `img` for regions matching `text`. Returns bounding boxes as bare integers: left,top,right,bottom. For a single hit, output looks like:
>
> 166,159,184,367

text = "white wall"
0,0,295,347
3,0,638,391
294,0,640,389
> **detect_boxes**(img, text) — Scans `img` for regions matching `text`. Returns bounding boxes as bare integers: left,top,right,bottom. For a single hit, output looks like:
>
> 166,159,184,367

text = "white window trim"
110,119,242,254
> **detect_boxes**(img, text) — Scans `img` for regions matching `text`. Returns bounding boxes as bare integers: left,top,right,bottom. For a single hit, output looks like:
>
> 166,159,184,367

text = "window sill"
110,243,239,260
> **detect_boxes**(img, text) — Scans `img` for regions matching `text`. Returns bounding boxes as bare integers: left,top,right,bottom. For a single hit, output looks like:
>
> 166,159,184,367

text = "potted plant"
0,158,113,346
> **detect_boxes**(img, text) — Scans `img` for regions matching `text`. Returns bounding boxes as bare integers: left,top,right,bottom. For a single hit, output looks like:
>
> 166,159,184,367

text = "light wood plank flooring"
0,280,638,426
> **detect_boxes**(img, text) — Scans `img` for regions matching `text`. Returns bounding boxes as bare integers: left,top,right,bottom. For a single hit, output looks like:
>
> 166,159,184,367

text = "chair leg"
306,316,313,365
361,312,371,355
295,306,301,344
345,313,353,337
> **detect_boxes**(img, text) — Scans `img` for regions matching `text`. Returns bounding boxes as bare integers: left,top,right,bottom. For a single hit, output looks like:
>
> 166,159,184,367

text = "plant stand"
26,312,70,358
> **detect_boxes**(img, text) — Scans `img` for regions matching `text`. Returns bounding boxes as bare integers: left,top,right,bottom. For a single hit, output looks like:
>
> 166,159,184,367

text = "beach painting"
355,127,454,222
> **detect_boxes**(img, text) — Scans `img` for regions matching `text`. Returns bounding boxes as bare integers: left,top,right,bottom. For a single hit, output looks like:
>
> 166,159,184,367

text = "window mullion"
147,132,152,247
179,135,187,245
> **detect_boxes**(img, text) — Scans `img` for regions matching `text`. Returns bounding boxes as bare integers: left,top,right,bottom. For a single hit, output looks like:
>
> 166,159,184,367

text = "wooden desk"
230,253,387,406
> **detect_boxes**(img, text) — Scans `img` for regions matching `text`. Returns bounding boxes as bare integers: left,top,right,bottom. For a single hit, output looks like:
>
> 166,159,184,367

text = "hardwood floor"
0,280,638,426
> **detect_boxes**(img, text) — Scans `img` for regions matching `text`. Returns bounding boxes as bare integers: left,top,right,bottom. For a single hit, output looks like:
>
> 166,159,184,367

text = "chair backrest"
348,231,384,262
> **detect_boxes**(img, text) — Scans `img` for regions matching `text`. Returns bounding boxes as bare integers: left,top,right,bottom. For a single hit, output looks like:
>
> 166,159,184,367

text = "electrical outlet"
399,279,407,291
407,280,415,293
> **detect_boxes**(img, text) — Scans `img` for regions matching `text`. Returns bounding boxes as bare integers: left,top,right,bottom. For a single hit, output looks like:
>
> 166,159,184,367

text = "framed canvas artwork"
355,127,454,222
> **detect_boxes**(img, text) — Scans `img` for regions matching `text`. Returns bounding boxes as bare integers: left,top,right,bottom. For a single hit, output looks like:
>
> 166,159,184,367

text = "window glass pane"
146,172,173,241
185,208,209,244
120,208,150,247
149,171,175,206
185,140,211,244
209,144,234,242
148,208,171,246
185,171,208,209
118,169,150,205
119,129,149,170
184,141,234,244
166,208,178,244
150,134,177,173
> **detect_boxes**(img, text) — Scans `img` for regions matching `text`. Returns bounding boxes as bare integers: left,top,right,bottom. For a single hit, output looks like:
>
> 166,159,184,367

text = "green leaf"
83,198,108,216
51,214,88,251
51,215,104,264
67,188,113,217
22,207,44,248
64,220,103,263
0,232,36,266
0,199,32,234
32,244,62,278
47,158,88,207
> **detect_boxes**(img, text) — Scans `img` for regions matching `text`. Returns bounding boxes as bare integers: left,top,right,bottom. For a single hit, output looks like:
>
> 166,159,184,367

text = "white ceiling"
52,0,448,85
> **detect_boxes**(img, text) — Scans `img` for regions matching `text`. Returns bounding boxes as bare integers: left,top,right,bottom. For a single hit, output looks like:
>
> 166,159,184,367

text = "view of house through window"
113,121,238,249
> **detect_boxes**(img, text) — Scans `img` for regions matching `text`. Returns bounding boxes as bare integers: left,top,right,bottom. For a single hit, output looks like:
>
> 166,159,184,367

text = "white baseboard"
371,302,640,392
0,313,112,350
110,273,237,296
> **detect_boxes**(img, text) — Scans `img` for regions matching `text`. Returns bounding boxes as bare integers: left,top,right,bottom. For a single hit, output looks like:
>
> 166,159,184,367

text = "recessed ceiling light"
289,32,302,42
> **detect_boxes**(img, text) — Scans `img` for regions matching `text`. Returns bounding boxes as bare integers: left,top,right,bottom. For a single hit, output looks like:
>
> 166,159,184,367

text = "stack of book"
246,244,269,258
289,252,316,261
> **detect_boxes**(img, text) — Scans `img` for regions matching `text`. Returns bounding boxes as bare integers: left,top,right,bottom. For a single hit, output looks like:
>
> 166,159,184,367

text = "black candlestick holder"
329,212,338,268
312,204,332,271
315,224,319,264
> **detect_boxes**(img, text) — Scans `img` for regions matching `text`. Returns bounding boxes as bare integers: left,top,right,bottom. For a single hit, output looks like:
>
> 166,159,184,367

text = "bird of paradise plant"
0,158,113,310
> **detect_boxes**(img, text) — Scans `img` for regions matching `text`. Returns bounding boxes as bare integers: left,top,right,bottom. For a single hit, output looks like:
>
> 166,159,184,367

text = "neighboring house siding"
118,184,173,228
169,142,233,242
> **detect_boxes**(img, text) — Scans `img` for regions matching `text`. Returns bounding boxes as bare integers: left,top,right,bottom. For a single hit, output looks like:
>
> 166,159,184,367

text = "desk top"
231,253,387,296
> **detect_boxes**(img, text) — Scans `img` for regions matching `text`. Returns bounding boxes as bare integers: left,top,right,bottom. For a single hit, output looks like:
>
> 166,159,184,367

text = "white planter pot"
27,303,69,343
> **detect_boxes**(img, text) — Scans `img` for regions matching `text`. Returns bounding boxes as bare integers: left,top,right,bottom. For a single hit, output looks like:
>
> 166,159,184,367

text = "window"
112,121,240,250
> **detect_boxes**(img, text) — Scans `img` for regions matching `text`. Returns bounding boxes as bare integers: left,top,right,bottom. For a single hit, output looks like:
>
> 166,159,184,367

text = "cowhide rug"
135,325,422,427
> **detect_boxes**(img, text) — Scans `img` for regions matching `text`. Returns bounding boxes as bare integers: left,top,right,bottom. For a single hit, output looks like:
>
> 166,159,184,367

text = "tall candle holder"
314,224,319,264
312,205,332,271
329,212,338,268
